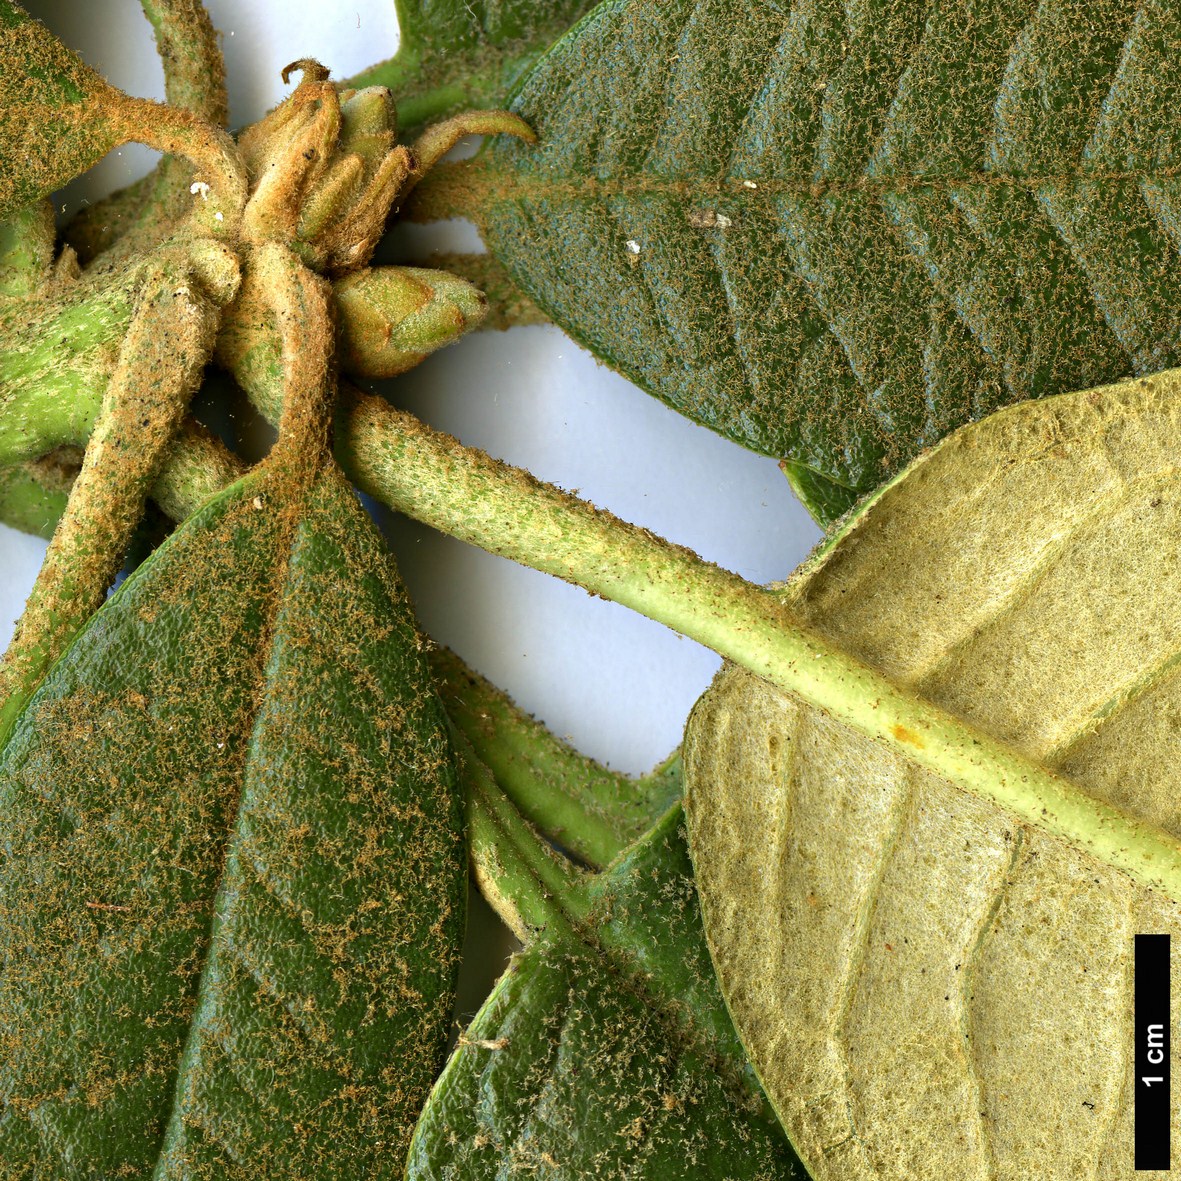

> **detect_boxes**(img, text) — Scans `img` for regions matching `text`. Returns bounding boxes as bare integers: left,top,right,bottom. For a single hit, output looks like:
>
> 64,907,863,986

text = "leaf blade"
395,0,592,55
468,0,1181,506
684,371,1181,1179
0,462,464,1177
408,805,809,1180
347,0,596,134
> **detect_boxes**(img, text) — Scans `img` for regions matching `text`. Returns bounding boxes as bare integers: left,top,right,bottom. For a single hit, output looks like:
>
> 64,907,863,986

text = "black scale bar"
1136,933,1171,1171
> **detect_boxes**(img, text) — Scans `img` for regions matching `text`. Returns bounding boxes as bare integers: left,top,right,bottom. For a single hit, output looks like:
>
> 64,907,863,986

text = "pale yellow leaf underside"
685,369,1181,1181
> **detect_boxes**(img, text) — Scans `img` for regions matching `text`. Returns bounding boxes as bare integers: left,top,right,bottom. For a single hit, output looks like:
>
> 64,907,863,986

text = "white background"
5,1,822,779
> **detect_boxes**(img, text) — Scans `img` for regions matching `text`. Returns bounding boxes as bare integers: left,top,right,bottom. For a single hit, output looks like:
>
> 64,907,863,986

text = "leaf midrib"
476,160,1181,198
146,466,315,1174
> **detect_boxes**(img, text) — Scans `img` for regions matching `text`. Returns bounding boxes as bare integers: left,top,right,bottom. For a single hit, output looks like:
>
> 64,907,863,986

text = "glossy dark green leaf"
407,806,809,1180
472,0,1181,520
0,460,464,1177
0,1,128,219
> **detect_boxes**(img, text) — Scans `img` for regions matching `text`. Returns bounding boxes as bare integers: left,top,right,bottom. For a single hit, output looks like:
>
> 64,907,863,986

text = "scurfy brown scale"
0,48,533,735
8,4,1181,1177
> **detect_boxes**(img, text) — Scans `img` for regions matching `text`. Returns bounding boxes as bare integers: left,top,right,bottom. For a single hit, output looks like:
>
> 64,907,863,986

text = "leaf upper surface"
473,0,1181,513
407,807,809,1180
684,368,1181,1180
395,0,592,56
0,461,464,1178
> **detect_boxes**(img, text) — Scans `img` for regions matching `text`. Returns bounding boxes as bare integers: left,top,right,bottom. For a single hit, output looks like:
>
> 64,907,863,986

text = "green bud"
334,266,487,378
340,86,395,147
296,153,365,245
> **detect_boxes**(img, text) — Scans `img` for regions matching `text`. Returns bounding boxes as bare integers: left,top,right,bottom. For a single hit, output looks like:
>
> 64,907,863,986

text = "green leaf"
432,647,681,868
779,461,859,530
464,0,1181,516
349,0,595,133
683,369,1181,1179
0,460,464,1176
395,0,592,56
408,804,809,1179
0,1,128,219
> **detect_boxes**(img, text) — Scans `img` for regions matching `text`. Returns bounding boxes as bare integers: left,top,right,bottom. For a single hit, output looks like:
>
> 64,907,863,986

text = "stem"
114,97,246,236
249,242,334,474
0,419,243,539
335,391,1181,901
0,244,235,742
454,726,592,942
434,647,680,869
125,0,231,251
408,111,535,184
151,419,246,520
13,309,1181,896
0,268,141,466
400,159,490,223
138,0,228,124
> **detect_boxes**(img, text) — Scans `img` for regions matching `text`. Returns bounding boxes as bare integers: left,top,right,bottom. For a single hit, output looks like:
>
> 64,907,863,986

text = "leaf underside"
684,369,1181,1180
0,462,464,1178
476,0,1181,518
408,808,808,1180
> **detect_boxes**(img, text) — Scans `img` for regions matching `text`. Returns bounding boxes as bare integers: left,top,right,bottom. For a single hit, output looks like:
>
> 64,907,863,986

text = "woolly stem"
115,97,246,235
250,242,334,476
335,391,1181,902
407,111,535,186
125,0,232,248
0,270,141,467
11,317,1181,897
0,246,233,743
151,420,247,519
0,420,244,539
138,0,228,123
